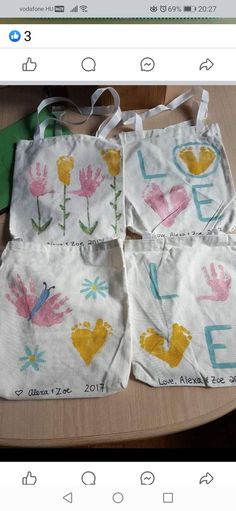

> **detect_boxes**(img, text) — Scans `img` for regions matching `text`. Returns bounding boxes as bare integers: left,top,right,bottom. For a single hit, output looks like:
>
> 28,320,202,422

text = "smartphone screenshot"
0,1,236,508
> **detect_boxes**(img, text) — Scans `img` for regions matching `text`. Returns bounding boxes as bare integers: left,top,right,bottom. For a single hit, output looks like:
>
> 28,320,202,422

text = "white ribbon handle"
34,87,121,141
122,87,209,133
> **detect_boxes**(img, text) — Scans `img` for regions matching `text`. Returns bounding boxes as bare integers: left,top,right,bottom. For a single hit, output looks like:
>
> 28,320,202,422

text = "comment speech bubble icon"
81,471,96,485
81,57,96,72
140,57,155,72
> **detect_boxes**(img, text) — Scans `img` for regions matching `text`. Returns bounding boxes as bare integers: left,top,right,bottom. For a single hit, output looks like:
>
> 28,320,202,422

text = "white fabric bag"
119,88,236,236
125,234,236,387
0,239,130,400
10,88,125,244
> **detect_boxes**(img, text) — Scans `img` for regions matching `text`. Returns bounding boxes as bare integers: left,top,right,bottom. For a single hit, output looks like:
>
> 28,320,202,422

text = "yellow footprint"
179,146,216,176
140,323,192,368
100,149,121,177
71,319,112,365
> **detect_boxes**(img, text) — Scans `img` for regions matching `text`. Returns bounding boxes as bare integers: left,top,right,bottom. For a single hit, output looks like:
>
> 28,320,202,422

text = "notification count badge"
9,30,21,42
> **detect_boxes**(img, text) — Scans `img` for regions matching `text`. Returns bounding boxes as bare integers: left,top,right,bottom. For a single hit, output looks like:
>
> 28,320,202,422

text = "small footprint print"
140,323,192,368
178,146,216,176
71,319,112,365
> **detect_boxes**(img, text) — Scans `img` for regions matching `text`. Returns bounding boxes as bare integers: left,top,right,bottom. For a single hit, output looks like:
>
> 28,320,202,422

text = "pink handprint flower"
28,163,53,235
197,263,232,302
70,165,104,235
6,274,72,327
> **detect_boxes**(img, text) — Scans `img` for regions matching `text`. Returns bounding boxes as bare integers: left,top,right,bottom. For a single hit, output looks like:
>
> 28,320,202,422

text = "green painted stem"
37,196,41,230
63,184,66,235
114,176,117,235
86,197,91,230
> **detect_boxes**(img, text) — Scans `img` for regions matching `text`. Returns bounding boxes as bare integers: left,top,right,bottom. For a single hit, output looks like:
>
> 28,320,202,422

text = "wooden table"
1,85,236,447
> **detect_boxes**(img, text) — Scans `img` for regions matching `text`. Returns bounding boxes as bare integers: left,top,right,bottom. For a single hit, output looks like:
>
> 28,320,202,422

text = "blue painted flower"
19,345,46,372
80,277,109,299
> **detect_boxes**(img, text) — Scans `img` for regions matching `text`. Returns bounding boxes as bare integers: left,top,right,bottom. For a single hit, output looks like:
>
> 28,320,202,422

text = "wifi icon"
70,4,88,12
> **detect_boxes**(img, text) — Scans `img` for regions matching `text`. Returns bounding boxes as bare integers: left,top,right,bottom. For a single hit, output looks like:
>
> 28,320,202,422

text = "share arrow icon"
199,58,214,71
63,492,73,503
199,472,214,485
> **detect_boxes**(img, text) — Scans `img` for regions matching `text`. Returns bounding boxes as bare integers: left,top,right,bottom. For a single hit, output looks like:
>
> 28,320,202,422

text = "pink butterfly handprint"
6,274,72,327
197,263,232,302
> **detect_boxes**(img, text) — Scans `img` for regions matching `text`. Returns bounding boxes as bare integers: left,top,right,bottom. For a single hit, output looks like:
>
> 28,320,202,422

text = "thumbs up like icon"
22,471,37,485
22,58,37,72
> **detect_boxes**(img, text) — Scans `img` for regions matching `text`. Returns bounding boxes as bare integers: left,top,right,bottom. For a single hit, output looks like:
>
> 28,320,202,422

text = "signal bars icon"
70,4,88,12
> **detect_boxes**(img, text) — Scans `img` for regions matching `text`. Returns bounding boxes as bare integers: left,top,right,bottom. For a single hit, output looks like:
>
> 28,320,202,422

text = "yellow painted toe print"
71,319,112,365
140,323,192,368
179,146,216,176
100,149,121,177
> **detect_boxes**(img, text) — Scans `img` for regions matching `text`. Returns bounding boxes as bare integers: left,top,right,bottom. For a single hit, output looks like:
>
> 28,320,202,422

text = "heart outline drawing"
15,390,23,397
173,142,220,178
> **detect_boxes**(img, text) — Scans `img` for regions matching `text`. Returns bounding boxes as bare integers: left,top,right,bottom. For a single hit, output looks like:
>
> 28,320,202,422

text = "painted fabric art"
0,239,130,400
125,235,236,387
120,95,236,236
10,136,124,243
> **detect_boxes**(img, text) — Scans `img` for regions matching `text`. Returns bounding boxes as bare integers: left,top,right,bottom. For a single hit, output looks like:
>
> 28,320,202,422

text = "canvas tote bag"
125,234,236,387
119,87,236,236
9,88,125,244
0,239,130,399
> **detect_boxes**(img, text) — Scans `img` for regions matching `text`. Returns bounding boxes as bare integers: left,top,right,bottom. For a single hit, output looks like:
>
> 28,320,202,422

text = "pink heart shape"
143,183,190,227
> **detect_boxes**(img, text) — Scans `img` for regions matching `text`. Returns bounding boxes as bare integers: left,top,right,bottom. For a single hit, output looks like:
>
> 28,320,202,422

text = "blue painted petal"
94,276,100,284
19,356,28,361
97,280,106,287
34,346,39,354
85,290,96,299
80,285,91,292
97,284,108,291
97,290,107,297
83,278,93,285
32,362,40,371
25,346,32,356
20,361,31,371
37,358,46,364
37,351,45,358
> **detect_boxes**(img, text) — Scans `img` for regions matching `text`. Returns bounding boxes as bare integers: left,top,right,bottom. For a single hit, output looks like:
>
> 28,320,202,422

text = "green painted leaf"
111,224,116,232
59,204,65,211
39,218,53,233
65,212,70,219
110,183,115,190
58,223,64,230
65,197,71,201
31,218,40,234
79,220,98,235
115,190,122,199
109,202,115,208
116,213,122,220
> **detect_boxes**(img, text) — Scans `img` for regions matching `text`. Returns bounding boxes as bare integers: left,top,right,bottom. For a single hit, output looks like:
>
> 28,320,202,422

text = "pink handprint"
197,263,232,302
70,166,104,235
6,274,72,327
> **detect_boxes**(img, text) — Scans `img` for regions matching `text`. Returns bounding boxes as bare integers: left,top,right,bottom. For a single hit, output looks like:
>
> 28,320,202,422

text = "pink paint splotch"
6,274,72,327
143,183,190,227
